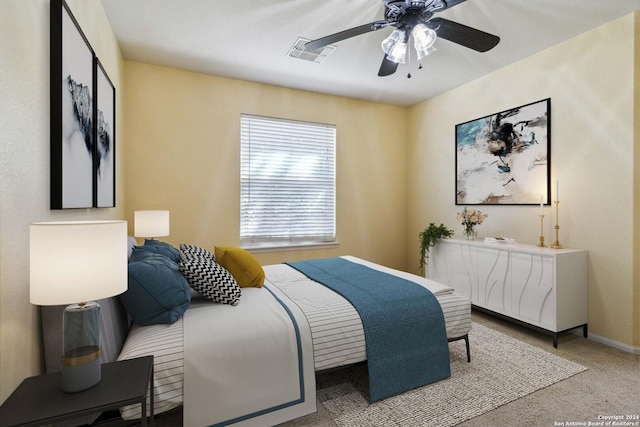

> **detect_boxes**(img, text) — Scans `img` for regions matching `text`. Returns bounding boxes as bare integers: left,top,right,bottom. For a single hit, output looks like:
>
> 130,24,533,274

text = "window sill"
241,241,340,254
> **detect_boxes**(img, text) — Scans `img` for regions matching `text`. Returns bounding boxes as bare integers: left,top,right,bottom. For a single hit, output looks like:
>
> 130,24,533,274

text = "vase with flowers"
457,207,488,240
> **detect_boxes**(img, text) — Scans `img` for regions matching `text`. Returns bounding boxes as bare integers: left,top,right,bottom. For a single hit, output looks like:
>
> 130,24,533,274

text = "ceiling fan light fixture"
381,28,407,64
299,0,500,77
416,44,437,61
412,23,437,61
388,40,407,63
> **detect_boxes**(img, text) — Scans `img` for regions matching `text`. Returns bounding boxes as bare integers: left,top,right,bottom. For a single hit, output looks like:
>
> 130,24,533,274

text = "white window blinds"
240,114,336,245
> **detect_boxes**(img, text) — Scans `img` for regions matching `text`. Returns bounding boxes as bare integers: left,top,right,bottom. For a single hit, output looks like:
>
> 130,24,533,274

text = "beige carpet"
314,323,587,427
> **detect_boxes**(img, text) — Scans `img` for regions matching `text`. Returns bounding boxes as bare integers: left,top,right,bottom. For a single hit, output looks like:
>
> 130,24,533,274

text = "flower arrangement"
457,207,488,240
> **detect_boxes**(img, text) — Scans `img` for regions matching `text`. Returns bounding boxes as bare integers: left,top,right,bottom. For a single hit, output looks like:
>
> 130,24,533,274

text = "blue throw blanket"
286,257,450,402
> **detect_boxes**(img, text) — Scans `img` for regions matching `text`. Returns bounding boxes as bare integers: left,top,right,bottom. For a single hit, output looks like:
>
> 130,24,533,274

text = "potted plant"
419,223,454,276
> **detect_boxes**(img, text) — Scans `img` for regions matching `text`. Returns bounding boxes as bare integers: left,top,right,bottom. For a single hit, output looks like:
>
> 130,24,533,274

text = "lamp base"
62,302,102,393
62,348,101,392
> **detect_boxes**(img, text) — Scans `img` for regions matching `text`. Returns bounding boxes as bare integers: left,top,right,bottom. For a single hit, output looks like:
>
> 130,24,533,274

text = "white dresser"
428,238,588,347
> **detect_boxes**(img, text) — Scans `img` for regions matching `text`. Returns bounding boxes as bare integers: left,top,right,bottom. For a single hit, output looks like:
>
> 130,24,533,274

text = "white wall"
0,0,125,401
408,14,637,349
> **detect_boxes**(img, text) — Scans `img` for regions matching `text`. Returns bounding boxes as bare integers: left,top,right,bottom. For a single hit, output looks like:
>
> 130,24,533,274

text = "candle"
539,195,543,215
556,180,559,201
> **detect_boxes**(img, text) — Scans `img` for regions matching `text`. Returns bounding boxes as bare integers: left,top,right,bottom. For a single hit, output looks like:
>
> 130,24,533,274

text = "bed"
271,256,472,371
41,242,472,427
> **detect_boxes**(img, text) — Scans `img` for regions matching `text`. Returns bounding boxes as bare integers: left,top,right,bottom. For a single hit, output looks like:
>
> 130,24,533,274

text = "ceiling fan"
303,0,500,77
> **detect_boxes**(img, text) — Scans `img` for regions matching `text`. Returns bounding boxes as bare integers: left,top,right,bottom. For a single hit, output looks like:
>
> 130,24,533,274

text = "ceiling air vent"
287,37,335,63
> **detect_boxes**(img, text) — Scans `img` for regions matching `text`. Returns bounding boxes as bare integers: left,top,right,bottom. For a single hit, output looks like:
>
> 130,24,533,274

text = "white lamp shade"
134,210,170,238
30,220,128,306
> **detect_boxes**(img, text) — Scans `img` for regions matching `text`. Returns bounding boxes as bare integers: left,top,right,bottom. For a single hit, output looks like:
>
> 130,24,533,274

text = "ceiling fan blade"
378,55,399,77
304,20,389,51
427,17,499,52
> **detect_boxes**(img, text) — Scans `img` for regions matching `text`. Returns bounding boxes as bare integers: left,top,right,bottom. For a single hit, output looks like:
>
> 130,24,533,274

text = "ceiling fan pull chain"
407,38,412,78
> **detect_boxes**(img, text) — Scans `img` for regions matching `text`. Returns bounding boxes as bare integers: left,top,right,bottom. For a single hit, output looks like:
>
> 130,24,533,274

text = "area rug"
316,323,587,427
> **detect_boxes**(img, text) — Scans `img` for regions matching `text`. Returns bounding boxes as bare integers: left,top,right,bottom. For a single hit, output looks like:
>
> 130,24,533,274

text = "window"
240,114,336,248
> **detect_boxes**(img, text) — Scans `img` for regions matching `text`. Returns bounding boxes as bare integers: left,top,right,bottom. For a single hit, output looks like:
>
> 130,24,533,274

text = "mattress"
117,256,472,419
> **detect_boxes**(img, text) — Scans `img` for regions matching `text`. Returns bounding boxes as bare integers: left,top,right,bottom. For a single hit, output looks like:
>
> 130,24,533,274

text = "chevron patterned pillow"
179,243,216,262
179,256,241,306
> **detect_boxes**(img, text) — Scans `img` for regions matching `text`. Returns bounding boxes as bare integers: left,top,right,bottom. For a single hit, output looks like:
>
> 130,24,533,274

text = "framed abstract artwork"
50,0,116,209
95,58,116,208
455,98,551,205
50,0,95,209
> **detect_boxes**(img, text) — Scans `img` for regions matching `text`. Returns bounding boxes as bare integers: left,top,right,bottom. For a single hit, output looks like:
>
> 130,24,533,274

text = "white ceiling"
101,0,640,107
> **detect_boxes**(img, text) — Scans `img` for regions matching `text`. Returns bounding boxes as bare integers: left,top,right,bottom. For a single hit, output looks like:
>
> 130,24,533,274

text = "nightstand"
0,356,154,427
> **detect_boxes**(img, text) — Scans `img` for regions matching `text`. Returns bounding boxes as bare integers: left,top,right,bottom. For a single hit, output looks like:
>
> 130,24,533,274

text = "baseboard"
585,332,640,354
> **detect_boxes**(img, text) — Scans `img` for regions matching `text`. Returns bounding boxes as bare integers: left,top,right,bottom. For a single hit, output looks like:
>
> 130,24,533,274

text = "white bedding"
117,256,472,423
117,286,317,425
183,285,316,427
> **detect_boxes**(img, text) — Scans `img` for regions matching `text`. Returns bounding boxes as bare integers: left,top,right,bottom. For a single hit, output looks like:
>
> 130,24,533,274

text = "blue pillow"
130,240,180,263
129,246,169,263
120,253,191,326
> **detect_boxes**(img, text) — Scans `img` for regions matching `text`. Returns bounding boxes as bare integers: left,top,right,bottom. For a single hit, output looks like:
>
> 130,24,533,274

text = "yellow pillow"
214,246,265,288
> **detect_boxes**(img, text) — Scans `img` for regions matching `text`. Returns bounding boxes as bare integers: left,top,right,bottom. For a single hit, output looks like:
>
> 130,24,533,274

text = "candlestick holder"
550,200,564,249
537,214,546,247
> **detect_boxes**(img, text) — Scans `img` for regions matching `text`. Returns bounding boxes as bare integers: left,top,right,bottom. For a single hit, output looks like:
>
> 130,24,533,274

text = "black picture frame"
455,98,551,205
50,0,96,209
95,58,116,208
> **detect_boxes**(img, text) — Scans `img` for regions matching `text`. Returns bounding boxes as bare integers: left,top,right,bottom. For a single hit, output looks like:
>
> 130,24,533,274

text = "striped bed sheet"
117,257,472,419
117,318,184,420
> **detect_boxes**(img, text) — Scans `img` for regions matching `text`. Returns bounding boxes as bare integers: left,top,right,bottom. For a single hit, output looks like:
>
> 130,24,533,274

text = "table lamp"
134,210,170,241
30,220,128,393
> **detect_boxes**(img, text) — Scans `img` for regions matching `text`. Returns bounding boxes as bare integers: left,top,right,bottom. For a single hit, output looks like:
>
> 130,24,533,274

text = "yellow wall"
0,0,125,401
407,14,638,350
124,62,409,269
